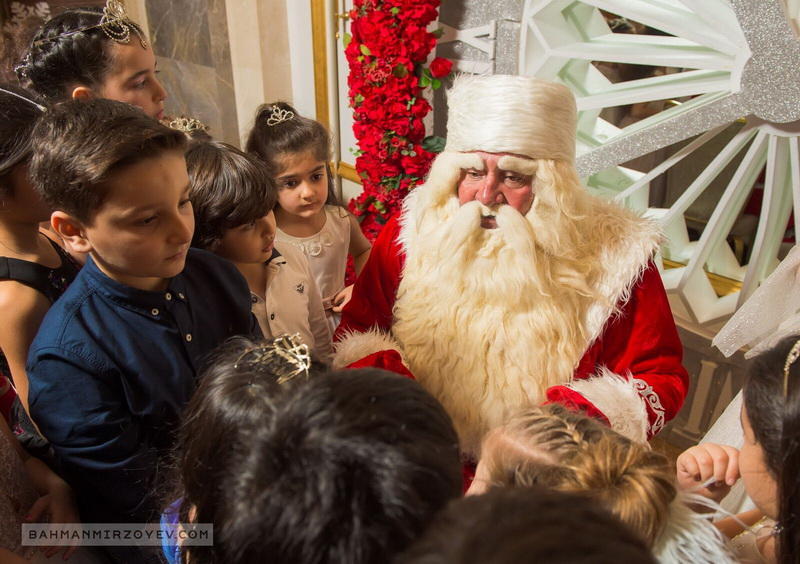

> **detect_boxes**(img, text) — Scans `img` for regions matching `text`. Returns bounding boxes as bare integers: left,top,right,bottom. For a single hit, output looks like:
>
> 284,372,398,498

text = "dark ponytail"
16,7,142,101
743,335,800,564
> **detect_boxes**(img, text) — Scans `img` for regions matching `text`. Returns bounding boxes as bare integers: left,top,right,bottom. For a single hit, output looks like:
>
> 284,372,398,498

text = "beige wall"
258,0,293,105
131,0,298,147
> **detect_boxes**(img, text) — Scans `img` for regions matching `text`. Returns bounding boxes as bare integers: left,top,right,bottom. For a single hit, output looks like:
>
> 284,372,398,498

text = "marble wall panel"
148,0,213,66
156,55,238,144
146,0,238,145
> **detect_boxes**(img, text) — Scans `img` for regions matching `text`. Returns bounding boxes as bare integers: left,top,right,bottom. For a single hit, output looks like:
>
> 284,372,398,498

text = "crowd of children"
0,2,798,564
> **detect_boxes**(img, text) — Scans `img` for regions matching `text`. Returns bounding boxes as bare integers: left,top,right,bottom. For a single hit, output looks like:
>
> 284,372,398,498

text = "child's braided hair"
483,404,676,546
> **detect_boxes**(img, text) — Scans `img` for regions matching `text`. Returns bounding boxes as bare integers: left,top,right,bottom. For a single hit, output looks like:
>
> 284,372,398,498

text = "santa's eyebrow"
497,155,537,176
450,153,485,171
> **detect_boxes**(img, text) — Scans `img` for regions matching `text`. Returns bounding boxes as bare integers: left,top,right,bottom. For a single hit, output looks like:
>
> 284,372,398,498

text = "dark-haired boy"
185,139,332,363
179,367,462,564
25,99,260,528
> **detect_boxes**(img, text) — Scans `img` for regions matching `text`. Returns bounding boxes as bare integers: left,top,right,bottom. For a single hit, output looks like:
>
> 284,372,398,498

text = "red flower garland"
344,0,452,242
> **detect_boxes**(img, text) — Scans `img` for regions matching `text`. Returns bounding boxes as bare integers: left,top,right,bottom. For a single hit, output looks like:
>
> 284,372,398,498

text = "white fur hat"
445,74,577,162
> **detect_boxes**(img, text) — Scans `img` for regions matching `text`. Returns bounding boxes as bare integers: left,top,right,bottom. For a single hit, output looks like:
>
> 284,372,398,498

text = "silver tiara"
266,105,295,127
167,116,209,135
233,334,311,384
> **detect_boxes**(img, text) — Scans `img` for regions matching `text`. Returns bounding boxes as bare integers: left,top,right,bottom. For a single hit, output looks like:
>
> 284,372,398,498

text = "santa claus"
335,74,688,454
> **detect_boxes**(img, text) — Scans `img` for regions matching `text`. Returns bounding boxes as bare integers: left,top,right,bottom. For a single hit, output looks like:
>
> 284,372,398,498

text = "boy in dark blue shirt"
25,99,260,528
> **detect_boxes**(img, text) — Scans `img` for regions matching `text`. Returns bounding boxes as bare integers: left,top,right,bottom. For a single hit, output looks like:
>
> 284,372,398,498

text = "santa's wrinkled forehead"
454,151,537,176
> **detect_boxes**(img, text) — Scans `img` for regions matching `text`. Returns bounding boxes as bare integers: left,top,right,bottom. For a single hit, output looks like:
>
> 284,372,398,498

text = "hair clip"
234,334,311,384
783,339,800,396
32,0,148,49
266,105,295,127
0,87,46,112
167,116,210,135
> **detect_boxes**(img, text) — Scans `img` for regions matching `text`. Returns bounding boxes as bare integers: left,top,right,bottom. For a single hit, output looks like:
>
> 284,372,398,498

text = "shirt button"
165,292,172,300
185,333,193,342
151,308,159,316
178,292,186,300
270,313,275,320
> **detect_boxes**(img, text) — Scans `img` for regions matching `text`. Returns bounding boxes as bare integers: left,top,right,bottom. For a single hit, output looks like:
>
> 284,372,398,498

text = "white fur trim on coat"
654,493,736,564
582,201,662,345
332,328,403,369
566,368,650,443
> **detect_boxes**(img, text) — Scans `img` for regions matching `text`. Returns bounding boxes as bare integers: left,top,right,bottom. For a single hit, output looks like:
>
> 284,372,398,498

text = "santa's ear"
51,211,92,254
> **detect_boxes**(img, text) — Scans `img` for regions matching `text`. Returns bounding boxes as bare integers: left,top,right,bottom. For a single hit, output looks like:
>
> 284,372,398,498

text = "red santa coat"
336,216,688,443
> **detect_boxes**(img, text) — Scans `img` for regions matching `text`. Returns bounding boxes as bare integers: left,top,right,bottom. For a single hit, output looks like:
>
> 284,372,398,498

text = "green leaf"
360,44,371,56
432,27,445,38
354,93,364,104
406,97,416,110
392,63,408,78
381,176,401,190
390,6,400,15
431,78,442,90
342,32,352,48
420,74,431,88
422,135,446,153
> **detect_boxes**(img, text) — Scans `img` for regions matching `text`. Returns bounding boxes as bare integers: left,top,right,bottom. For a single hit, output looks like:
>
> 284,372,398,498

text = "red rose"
429,57,452,78
347,0,441,241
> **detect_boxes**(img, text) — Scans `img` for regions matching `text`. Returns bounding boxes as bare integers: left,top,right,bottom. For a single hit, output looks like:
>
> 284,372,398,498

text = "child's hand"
25,481,81,559
676,443,740,502
332,285,354,312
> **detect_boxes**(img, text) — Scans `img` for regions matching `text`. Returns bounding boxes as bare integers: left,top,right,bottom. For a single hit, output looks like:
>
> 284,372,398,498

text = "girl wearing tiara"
16,0,166,120
161,335,320,564
246,103,371,332
677,335,800,563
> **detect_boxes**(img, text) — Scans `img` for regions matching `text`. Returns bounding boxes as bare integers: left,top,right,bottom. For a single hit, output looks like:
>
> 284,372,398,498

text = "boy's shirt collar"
83,254,189,316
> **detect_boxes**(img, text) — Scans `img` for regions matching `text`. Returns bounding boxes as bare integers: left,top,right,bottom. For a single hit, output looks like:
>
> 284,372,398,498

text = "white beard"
393,200,593,455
